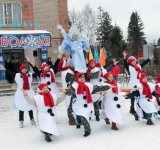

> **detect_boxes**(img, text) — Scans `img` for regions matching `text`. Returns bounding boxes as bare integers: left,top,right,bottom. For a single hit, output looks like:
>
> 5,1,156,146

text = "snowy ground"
0,94,160,150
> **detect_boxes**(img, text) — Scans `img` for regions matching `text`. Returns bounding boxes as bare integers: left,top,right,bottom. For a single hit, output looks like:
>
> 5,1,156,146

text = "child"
0,64,37,128
61,72,115,137
58,57,76,125
57,24,90,73
123,73,160,125
21,83,67,142
123,51,153,116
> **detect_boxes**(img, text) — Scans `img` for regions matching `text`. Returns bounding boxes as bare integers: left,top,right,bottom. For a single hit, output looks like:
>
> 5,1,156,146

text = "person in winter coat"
123,51,154,117
47,57,53,66
123,73,160,125
110,58,120,82
5,59,13,83
21,83,67,142
13,58,21,73
61,72,115,137
22,58,30,71
0,64,40,128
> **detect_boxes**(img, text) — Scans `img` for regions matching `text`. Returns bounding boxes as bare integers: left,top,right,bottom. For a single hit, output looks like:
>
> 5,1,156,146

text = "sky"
68,0,160,44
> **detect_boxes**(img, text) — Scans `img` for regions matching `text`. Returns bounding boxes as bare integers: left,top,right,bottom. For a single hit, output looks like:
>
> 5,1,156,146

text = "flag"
0,21,3,28
35,21,40,27
94,48,99,63
24,20,27,27
12,21,15,28
89,49,93,60
29,21,33,28
18,21,21,28
100,48,106,66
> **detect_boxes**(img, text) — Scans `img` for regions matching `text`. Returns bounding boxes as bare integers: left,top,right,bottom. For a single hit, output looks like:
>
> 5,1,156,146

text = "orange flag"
100,48,106,66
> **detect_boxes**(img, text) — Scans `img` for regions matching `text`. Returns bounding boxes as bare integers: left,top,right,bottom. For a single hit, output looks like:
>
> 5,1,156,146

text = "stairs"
0,78,62,97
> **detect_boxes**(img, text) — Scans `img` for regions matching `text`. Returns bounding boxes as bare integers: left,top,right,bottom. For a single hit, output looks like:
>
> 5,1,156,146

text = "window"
0,2,21,25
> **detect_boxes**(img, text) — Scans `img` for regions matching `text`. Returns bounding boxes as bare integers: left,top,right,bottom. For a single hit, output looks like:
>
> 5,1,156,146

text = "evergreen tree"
127,11,145,55
108,25,125,58
96,6,112,47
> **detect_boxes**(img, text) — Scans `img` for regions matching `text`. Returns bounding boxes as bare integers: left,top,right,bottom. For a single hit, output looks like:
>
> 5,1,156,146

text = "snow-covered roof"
0,30,51,35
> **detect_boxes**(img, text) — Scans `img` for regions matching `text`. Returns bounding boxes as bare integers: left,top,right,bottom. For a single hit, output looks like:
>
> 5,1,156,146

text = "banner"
0,33,52,49
0,50,5,80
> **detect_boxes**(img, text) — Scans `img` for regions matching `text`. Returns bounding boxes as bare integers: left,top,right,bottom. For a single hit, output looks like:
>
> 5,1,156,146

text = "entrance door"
3,49,24,63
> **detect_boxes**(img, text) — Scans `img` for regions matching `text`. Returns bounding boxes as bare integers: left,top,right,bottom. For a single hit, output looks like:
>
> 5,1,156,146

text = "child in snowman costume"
85,59,114,121
154,73,160,115
123,51,154,119
57,24,90,73
124,73,160,125
0,64,37,128
26,54,62,97
101,72,140,130
58,56,76,125
61,72,114,137
22,83,67,142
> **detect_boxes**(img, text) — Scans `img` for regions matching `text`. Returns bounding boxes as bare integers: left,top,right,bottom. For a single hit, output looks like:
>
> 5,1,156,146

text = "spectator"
22,58,30,71
47,57,53,66
106,53,113,65
13,58,21,73
5,59,13,83
110,58,120,82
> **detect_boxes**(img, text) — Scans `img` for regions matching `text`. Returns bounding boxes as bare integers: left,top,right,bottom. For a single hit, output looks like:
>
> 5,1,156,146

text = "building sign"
0,34,52,49
40,48,48,63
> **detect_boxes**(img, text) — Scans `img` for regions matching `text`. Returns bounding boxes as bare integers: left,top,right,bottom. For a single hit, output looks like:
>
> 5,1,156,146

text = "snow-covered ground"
0,94,160,150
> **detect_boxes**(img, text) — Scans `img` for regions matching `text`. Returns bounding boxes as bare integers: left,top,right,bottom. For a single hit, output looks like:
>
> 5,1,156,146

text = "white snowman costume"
71,82,93,122
40,63,60,96
100,82,124,124
59,60,74,108
135,82,157,118
125,64,141,88
14,73,35,111
34,93,59,136
88,67,101,103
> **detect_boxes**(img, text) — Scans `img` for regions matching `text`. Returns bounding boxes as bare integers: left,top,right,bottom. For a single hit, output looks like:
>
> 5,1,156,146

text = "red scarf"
101,71,103,77
41,70,55,83
75,73,93,104
77,81,92,104
86,59,96,82
39,92,55,107
140,73,152,99
156,74,160,96
22,73,30,90
105,80,118,94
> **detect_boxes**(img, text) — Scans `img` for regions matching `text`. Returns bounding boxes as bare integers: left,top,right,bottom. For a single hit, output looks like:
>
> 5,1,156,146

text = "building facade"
0,0,69,67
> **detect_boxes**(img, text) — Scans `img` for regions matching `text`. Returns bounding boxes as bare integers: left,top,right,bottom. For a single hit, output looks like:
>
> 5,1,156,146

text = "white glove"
57,24,63,30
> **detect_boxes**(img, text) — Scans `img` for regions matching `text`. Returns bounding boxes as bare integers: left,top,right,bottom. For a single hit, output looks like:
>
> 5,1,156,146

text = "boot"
96,116,100,121
45,134,52,142
111,122,118,130
147,119,154,125
76,125,81,129
20,121,24,128
134,113,139,121
69,122,77,125
104,118,110,124
83,132,91,137
31,119,37,126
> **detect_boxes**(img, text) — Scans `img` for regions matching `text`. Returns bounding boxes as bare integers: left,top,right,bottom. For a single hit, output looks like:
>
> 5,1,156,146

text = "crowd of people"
0,24,159,143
